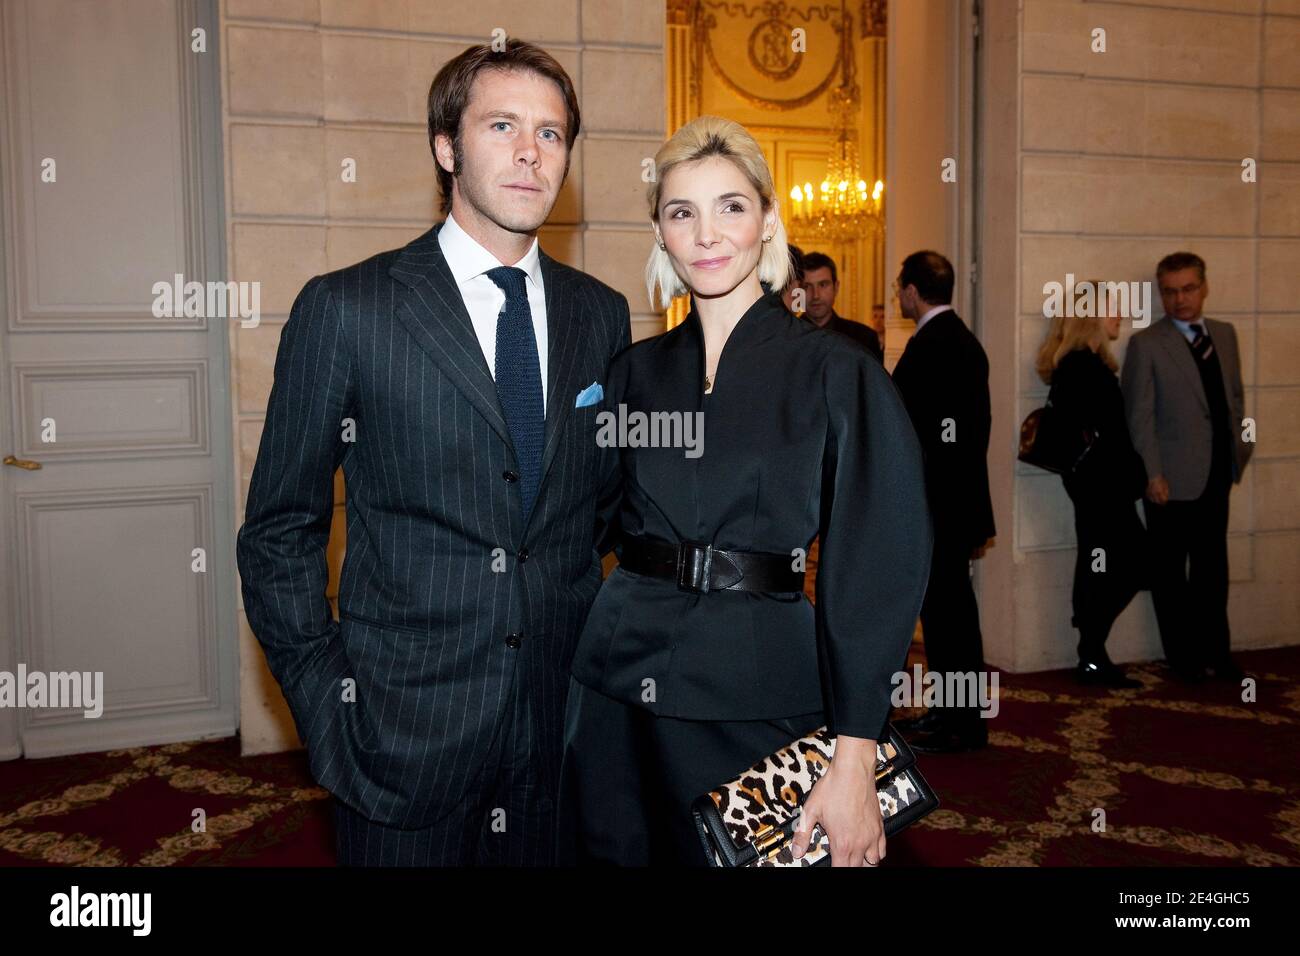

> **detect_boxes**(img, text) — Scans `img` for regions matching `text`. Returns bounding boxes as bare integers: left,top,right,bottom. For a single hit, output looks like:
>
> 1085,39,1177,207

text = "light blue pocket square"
575,381,603,408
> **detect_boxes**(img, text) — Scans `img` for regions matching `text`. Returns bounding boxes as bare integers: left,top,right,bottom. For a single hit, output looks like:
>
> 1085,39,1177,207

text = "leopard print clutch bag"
690,723,939,867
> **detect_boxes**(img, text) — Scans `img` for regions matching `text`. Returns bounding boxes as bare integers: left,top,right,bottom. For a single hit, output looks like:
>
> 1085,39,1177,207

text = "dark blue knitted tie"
486,266,544,523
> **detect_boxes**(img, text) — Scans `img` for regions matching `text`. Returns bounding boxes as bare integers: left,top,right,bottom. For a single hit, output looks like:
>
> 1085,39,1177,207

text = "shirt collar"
438,212,543,291
915,304,952,332
1170,315,1205,336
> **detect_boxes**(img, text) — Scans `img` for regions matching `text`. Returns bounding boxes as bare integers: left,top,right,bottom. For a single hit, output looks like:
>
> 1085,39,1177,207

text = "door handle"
3,455,42,470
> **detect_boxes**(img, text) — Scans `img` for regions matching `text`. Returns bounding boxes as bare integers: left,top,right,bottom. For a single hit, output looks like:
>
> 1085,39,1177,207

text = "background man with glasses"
1121,252,1252,683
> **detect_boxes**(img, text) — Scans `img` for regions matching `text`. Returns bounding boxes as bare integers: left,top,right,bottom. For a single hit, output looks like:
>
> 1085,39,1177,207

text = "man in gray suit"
237,40,631,865
1121,252,1251,683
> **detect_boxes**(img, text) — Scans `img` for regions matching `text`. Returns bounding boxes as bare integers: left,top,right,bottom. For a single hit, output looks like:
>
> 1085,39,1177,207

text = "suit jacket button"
517,548,529,562
503,470,519,482
505,633,522,648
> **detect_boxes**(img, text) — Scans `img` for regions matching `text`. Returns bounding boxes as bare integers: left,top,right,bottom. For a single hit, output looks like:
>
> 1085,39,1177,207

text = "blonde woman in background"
1035,283,1148,688
559,116,932,866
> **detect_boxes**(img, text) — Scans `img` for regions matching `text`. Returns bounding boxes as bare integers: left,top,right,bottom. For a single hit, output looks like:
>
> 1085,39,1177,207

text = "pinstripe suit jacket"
236,222,631,829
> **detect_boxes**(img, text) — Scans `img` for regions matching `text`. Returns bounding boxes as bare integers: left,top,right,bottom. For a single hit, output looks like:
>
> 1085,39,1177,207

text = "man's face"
1158,266,1209,323
803,266,837,324
435,68,569,237
894,274,919,320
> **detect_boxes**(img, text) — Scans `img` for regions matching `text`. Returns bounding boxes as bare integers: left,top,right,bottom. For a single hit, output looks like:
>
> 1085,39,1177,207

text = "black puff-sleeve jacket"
573,292,933,741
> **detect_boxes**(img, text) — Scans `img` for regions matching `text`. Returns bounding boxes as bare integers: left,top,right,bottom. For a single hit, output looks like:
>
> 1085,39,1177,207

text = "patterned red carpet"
1,647,1296,867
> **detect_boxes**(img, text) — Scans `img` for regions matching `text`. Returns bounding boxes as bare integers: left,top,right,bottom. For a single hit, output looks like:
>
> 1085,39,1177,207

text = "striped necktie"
1189,322,1214,361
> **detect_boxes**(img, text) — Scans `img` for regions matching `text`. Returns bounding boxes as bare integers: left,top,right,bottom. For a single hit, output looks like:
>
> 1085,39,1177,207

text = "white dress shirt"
914,303,953,333
438,212,548,412
1170,315,1208,344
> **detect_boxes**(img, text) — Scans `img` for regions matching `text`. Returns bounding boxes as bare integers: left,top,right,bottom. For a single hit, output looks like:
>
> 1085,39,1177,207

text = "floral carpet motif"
1,647,1296,867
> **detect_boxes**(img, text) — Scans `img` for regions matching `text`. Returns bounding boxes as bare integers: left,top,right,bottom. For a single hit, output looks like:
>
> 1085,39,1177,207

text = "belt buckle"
675,539,713,593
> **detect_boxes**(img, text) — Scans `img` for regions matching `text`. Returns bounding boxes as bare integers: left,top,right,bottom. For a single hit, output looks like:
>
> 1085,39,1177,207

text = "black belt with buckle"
618,534,805,594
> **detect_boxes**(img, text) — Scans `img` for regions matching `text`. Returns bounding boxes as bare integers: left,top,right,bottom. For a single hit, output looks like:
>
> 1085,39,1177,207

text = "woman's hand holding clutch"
790,735,886,867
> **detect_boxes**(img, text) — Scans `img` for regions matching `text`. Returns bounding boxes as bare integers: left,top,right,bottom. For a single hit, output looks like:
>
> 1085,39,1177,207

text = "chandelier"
786,1,884,242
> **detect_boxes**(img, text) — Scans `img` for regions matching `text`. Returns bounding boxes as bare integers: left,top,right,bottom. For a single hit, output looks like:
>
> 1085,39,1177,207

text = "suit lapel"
389,228,591,529
673,302,708,538
534,251,584,507
1204,318,1242,419
390,224,513,447
1153,317,1209,412
1205,318,1238,390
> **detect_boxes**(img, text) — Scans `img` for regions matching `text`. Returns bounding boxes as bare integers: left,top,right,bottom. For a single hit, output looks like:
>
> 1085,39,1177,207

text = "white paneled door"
0,0,235,758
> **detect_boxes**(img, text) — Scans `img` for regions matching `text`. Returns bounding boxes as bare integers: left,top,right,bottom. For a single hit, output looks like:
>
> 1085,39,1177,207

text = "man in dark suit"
802,251,884,361
1121,252,1252,683
236,40,631,866
890,251,995,753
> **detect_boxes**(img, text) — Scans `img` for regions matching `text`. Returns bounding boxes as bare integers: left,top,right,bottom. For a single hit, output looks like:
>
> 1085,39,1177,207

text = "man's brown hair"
426,39,581,215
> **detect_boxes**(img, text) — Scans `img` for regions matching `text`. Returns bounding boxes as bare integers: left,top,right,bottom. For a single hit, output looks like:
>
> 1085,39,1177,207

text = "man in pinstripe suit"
236,40,631,866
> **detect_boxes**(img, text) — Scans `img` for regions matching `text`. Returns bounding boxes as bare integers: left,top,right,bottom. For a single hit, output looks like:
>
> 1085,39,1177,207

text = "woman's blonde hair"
1034,279,1119,384
644,116,790,310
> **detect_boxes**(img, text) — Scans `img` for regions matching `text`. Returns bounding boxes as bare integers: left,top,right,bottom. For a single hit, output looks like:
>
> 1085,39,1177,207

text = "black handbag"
691,723,939,867
1018,394,1097,475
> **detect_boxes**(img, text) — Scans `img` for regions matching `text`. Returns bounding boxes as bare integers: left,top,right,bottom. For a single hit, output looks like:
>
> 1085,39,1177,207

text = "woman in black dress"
1036,289,1148,688
559,116,932,866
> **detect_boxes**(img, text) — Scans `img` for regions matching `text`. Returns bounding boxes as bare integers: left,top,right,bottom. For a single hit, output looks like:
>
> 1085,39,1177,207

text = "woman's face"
655,156,774,300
